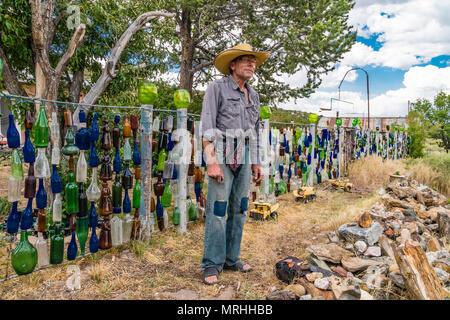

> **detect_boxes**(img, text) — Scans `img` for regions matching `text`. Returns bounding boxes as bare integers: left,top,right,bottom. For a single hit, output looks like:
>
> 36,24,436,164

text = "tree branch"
0,46,27,96
55,23,86,76
190,60,214,75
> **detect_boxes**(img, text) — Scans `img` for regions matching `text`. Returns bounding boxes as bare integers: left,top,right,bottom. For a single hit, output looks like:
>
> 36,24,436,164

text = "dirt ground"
0,160,381,299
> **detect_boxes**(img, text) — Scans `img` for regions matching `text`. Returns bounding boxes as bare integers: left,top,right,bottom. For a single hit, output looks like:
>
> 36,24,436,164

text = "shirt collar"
227,75,255,95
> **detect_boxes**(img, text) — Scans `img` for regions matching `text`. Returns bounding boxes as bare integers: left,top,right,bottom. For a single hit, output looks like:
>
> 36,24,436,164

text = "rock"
366,264,389,275
389,220,402,232
426,250,450,267
364,246,382,257
341,257,384,273
298,278,336,300
426,224,439,232
433,268,449,283
299,294,312,300
389,272,405,289
402,208,417,222
361,273,388,289
330,266,349,278
306,255,333,272
329,275,361,300
392,186,417,200
383,197,413,210
360,290,374,300
309,265,333,278
384,228,395,239
433,259,450,273
397,229,411,245
358,211,373,228
391,240,447,300
217,286,235,300
285,284,306,298
424,235,442,252
306,272,323,282
355,240,368,254
344,243,354,251
314,278,330,290
393,210,405,220
437,211,450,241
337,222,383,246
306,243,354,264
378,235,396,260
326,231,340,243
300,261,310,271
266,290,296,300
403,222,419,235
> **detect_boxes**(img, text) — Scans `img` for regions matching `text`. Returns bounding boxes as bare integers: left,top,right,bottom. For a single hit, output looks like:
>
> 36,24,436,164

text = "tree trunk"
179,8,195,112
69,69,84,103
391,240,447,300
0,46,27,97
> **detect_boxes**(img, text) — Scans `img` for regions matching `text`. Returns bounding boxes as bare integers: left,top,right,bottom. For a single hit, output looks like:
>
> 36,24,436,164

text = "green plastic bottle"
161,179,172,207
11,149,23,179
65,170,79,214
76,216,89,256
172,207,180,225
11,231,38,275
34,105,50,148
132,179,141,208
50,225,64,264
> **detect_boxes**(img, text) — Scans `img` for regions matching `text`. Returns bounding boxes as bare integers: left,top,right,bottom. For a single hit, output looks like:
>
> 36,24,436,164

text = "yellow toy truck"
249,202,280,221
329,179,353,192
293,187,317,203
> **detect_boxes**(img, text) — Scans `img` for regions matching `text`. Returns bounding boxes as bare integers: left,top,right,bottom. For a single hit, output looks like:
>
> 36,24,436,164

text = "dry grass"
347,156,405,190
89,260,112,283
406,161,450,197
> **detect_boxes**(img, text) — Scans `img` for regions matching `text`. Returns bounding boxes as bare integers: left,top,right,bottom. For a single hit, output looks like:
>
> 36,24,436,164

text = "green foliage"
411,91,450,153
0,197,12,217
407,109,427,158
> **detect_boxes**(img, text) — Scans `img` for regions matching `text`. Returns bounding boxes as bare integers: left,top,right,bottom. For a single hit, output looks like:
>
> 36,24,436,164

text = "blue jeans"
201,146,251,271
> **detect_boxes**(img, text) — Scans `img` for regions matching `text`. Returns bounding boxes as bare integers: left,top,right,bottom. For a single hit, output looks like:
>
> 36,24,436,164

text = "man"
200,44,270,285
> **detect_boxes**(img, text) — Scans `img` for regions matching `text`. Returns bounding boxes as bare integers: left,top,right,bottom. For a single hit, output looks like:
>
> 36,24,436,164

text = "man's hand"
207,162,224,183
252,165,262,183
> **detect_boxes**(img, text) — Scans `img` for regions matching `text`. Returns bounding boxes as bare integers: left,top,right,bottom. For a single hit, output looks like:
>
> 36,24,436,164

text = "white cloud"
279,65,450,117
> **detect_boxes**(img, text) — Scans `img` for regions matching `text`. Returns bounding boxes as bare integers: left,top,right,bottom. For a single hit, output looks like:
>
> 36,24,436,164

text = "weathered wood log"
391,240,446,300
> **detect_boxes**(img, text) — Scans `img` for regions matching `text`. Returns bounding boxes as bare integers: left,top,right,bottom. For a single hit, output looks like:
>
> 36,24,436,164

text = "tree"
411,91,450,153
407,109,426,158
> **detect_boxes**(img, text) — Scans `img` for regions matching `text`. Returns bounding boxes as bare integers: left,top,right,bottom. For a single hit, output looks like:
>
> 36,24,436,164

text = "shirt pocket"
246,104,259,127
224,97,241,117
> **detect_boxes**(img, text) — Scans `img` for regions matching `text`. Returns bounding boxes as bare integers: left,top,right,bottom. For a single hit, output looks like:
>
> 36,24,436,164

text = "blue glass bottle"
7,114,20,148
132,141,141,165
123,189,131,214
287,165,292,179
22,130,36,163
67,231,78,260
156,196,163,219
88,202,98,228
6,201,20,234
167,132,174,151
20,198,34,230
89,225,99,253
172,164,178,180
279,165,284,179
90,112,99,142
113,149,122,173
50,164,62,194
89,142,99,167
75,109,91,150
36,178,47,209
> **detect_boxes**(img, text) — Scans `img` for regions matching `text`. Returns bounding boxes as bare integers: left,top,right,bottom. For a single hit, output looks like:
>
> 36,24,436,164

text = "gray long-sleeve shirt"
200,75,261,165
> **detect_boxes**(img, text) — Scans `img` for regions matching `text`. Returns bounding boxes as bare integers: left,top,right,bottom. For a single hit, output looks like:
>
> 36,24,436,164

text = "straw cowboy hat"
214,43,270,75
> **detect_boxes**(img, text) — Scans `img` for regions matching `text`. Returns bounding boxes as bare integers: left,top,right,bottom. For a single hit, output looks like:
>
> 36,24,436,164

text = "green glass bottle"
188,197,197,221
11,149,23,179
65,170,79,214
34,105,50,148
112,173,122,210
157,149,167,172
11,231,38,275
269,176,274,194
50,225,64,264
76,216,89,256
161,179,172,207
172,207,180,225
132,179,141,208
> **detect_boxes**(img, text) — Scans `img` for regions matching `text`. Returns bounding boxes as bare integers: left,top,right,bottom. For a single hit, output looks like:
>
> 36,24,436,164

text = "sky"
278,0,450,117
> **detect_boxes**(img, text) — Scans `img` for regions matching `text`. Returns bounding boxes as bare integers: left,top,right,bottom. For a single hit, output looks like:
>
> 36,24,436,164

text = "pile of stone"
267,178,450,300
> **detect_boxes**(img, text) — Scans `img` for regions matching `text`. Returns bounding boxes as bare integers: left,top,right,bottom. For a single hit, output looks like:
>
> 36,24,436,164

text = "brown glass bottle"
99,216,112,249
100,152,112,181
64,109,73,127
131,208,140,240
37,209,46,232
130,114,138,139
100,118,112,150
112,119,120,148
25,110,34,130
153,174,165,197
99,182,112,216
194,167,202,183
24,163,37,198
279,146,285,157
123,116,131,138
69,213,77,231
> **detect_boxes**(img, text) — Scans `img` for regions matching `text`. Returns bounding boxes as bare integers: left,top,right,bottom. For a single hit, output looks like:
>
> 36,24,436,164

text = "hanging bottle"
8,176,22,202
50,164,62,194
188,197,197,221
36,232,49,268
111,213,123,247
78,183,88,217
172,207,180,226
23,130,36,163
50,226,64,264
11,149,23,179
87,167,101,202
51,111,60,142
123,138,132,162
122,213,133,244
76,150,88,183
132,141,141,165
20,198,34,230
35,147,50,178
121,163,133,190
132,178,141,209
75,109,90,150
89,140,99,168
89,225,99,253
52,193,62,223
67,231,78,260
65,170,79,214
156,196,164,231
89,201,98,229
34,105,50,148
6,201,20,234
157,149,167,172
76,215,88,256
36,178,47,209
7,114,20,148
99,181,113,216
61,127,79,157
123,189,131,214
51,141,61,165
90,112,99,142
112,173,122,213
11,230,38,275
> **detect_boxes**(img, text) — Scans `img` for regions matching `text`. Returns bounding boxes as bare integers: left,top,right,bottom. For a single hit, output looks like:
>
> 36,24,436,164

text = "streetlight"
338,67,370,129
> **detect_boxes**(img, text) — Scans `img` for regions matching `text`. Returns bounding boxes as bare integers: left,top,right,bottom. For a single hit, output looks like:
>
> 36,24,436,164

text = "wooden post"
262,119,270,199
307,123,315,187
177,108,188,234
140,104,154,238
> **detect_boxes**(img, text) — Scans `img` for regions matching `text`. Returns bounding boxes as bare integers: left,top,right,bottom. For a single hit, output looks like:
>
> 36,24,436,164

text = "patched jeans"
201,145,251,272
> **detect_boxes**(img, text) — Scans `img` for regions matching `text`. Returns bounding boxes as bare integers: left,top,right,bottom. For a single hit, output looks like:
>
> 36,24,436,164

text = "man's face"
230,55,257,81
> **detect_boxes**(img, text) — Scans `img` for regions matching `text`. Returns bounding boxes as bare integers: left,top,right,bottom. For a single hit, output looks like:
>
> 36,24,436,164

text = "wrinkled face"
230,55,257,81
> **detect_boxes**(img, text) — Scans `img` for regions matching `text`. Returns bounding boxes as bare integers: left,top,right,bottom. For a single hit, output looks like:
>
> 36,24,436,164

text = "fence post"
308,123,315,187
140,104,154,239
176,107,188,234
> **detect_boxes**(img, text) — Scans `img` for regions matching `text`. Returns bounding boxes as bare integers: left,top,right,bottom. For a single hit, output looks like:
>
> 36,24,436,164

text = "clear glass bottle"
122,213,133,243
52,193,62,223
35,148,51,178
51,111,60,142
76,150,87,183
123,138,132,162
51,140,61,165
86,168,101,202
8,177,22,202
36,232,49,268
111,214,123,246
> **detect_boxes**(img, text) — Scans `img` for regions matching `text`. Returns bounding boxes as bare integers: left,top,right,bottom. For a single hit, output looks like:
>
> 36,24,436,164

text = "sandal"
202,266,219,285
223,260,252,273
